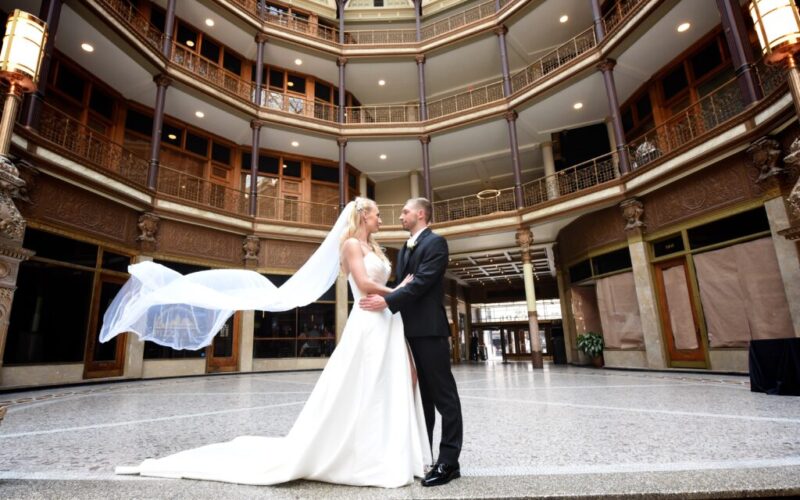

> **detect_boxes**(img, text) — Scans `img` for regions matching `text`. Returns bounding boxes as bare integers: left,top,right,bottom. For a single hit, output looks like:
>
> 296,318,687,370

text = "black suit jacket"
385,227,450,338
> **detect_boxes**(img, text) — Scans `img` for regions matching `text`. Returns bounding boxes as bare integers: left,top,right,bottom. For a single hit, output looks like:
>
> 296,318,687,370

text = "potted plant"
577,332,604,367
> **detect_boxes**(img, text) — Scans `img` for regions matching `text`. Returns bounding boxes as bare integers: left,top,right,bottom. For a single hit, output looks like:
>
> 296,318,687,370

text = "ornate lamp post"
0,10,47,391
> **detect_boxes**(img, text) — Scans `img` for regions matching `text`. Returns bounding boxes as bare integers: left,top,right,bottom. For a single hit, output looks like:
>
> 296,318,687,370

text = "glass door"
83,276,127,379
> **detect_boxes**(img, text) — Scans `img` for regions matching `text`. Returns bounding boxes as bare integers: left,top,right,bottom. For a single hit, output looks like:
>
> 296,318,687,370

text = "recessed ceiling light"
291,141,299,147
81,43,94,52
195,111,205,118
168,133,177,140
287,81,294,87
559,15,568,23
205,18,215,27
294,58,303,65
186,40,195,47
573,102,583,110
378,79,386,86
677,22,691,32
379,154,387,160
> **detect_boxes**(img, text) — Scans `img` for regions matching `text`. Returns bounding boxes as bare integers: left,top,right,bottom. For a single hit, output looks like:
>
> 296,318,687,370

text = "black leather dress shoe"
421,462,460,487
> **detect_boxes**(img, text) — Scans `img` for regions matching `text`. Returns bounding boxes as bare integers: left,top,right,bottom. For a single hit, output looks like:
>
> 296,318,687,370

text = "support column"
335,272,348,343
516,227,543,368
415,54,428,121
764,197,800,335
358,172,368,197
123,254,152,379
495,26,512,97
20,0,62,130
606,117,620,174
337,57,347,123
716,0,762,105
505,111,525,208
239,311,255,372
147,75,172,191
249,120,262,216
419,135,432,202
162,0,177,58
590,0,605,42
337,0,346,44
414,0,423,39
598,59,631,174
409,170,420,198
542,141,558,199
337,136,347,208
555,263,575,364
622,199,667,368
253,34,267,106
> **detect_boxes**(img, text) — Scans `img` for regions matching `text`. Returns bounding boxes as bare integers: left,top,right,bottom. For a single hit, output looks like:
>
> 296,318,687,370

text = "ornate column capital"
0,156,29,242
748,136,786,183
597,58,617,73
250,119,263,130
504,110,518,123
255,33,269,44
493,25,508,37
515,227,533,263
620,198,646,232
418,134,431,145
136,212,160,252
153,74,172,87
337,136,348,147
337,56,348,67
242,235,261,266
415,54,426,65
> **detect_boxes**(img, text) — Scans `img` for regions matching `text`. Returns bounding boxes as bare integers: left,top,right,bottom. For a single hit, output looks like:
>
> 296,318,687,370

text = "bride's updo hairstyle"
340,197,390,264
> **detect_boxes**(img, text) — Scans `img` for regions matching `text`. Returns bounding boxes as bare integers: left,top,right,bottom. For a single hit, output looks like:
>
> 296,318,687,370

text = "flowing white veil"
99,201,356,350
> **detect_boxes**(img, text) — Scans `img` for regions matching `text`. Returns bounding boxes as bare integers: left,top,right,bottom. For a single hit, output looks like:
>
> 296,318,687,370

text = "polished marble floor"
1,363,799,499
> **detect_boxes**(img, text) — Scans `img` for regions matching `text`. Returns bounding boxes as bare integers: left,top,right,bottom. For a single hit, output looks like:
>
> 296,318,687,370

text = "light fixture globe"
0,10,47,93
749,0,800,64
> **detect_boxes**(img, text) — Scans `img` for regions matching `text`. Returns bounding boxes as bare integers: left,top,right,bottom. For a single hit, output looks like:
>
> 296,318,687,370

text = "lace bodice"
348,252,391,302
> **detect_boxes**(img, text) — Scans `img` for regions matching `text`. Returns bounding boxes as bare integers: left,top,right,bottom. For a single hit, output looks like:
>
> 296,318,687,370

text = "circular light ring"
476,188,501,200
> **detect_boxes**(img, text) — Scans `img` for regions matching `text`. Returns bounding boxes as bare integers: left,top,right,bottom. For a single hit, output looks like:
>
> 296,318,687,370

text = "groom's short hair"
408,197,432,224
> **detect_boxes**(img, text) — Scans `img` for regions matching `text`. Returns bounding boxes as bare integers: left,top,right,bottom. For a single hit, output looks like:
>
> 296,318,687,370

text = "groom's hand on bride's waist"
359,294,388,311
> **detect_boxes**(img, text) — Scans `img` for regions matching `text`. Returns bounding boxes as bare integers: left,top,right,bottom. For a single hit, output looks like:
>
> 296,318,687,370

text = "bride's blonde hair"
340,197,389,264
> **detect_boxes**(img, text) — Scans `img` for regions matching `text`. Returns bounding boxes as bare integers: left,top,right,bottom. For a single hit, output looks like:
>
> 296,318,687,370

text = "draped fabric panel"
570,286,602,335
595,272,644,349
662,265,698,350
693,237,794,347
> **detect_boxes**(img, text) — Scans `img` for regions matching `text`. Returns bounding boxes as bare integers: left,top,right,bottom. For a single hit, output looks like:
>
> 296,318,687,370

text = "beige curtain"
693,237,794,347
596,272,644,349
662,265,698,350
570,286,602,335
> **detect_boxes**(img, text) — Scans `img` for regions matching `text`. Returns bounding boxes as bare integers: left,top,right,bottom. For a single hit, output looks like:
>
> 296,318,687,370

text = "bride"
109,198,432,487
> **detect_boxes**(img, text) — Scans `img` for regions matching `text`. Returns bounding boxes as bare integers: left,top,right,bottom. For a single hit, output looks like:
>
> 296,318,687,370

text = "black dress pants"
407,336,463,466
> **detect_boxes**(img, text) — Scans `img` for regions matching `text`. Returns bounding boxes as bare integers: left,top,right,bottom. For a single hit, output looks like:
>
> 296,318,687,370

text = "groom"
359,197,463,487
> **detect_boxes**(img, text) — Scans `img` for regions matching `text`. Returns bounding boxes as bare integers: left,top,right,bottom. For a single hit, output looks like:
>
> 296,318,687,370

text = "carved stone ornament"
783,137,800,218
243,235,261,262
0,155,29,242
620,198,645,231
748,137,785,183
136,212,160,243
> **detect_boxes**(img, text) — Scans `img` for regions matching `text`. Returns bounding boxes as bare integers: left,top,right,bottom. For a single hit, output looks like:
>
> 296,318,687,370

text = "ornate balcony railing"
602,0,646,35
346,29,417,45
258,87,338,121
427,81,505,119
419,0,497,40
171,43,255,102
37,103,149,187
510,27,596,93
157,165,250,215
345,104,421,124
256,195,340,226
522,152,618,206
97,0,164,51
432,188,517,222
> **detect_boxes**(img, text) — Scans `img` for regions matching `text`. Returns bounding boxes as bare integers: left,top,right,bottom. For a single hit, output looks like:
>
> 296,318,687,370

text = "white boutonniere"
406,240,417,251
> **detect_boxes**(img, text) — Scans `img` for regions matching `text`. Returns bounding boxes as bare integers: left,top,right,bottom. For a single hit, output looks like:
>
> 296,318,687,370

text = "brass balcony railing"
419,0,497,40
510,27,596,93
345,104,421,124
427,81,505,119
258,87,338,121
157,165,250,215
171,43,255,102
346,29,417,45
257,195,340,226
97,0,164,51
602,0,646,35
37,103,149,187
522,152,618,207
433,188,517,223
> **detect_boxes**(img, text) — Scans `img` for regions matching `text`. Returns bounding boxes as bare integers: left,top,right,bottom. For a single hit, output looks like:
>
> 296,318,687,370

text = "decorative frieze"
243,235,261,267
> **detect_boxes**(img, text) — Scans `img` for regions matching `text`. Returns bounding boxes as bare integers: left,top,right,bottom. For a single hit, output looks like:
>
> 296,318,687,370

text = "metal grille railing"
97,0,164,51
602,0,646,35
345,104,420,124
259,87,338,121
756,61,786,97
432,188,516,222
522,152,618,207
346,29,417,45
427,81,505,119
419,0,497,40
157,166,249,215
256,195,340,225
627,77,747,170
171,43,255,102
510,28,596,93
37,103,149,187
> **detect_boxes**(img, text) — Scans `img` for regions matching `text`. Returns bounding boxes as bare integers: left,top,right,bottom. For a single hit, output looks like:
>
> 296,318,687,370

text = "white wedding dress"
117,252,432,487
